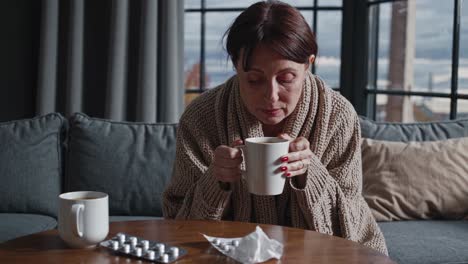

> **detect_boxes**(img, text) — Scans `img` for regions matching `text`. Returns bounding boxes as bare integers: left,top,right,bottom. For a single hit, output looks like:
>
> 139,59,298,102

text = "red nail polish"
286,172,291,177
281,157,289,162
280,166,287,171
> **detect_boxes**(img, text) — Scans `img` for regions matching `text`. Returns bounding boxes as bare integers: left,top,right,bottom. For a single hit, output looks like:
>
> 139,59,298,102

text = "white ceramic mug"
237,137,290,195
58,191,109,248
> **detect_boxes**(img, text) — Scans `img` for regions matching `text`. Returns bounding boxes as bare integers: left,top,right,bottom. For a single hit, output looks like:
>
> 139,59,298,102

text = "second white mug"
58,191,109,248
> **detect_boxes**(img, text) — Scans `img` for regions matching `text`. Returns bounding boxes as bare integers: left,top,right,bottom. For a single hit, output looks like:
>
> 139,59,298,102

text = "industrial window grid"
366,0,466,120
184,0,343,95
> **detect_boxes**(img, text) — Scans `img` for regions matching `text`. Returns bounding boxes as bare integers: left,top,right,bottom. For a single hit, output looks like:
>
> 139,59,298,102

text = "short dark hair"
224,0,317,71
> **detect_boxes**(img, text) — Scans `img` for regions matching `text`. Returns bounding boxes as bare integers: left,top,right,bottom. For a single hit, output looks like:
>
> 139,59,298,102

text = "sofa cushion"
66,113,177,217
362,137,468,221
359,116,468,141
0,113,66,217
378,220,468,264
0,213,57,243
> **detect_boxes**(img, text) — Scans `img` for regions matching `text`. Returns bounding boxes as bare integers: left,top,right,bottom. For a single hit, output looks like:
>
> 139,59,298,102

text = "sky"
183,0,468,102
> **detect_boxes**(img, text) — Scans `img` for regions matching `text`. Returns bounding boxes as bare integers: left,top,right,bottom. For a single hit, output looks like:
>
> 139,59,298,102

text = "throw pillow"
361,137,468,221
65,113,177,216
0,113,66,217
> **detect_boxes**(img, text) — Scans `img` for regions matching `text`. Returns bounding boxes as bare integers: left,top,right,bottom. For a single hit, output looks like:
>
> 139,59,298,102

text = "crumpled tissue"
202,226,283,264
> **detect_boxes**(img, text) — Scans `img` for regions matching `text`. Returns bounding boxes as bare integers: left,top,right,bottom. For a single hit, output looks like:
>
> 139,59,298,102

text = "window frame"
184,0,466,121
184,0,344,97
363,0,465,120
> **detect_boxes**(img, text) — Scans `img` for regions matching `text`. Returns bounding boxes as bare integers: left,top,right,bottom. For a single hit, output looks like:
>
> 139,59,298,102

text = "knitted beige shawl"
163,72,388,255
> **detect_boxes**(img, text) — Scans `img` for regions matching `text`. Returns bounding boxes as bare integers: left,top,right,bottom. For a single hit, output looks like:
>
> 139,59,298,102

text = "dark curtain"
0,0,184,123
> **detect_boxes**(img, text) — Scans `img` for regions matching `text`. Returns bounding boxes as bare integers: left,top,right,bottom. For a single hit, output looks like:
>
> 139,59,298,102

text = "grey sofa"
1,112,467,264
0,113,175,243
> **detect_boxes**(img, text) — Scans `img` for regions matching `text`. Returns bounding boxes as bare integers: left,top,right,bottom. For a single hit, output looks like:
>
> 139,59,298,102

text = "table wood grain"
0,219,396,263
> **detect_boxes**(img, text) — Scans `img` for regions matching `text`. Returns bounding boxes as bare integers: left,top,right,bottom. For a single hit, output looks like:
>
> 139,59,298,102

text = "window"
184,0,467,122
184,0,344,106
366,0,468,122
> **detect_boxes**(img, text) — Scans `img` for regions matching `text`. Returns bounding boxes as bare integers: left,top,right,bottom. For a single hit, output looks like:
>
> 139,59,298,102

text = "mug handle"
71,204,84,238
234,145,247,179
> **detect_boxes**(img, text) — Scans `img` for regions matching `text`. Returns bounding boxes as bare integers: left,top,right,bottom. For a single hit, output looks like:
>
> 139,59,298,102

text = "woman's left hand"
277,134,313,180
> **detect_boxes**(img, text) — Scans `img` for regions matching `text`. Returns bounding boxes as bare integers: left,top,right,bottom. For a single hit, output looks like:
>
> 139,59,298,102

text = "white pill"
141,240,149,250
123,244,131,253
147,250,155,260
162,253,169,263
112,241,119,250
232,240,239,247
129,237,137,243
156,243,165,252
213,239,220,246
170,247,179,257
222,244,230,251
135,247,142,257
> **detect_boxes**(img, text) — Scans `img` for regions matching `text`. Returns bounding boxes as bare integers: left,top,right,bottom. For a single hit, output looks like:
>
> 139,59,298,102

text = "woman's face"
236,46,313,126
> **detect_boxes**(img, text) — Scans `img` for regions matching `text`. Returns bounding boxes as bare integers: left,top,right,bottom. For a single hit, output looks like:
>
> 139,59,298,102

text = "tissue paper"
202,226,283,264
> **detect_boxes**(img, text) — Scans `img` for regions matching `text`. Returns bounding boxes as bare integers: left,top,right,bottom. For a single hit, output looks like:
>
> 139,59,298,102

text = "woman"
163,0,387,255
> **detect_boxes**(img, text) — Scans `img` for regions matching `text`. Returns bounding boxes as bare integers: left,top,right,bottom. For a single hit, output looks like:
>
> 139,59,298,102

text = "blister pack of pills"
206,237,241,254
100,233,187,263
202,226,283,263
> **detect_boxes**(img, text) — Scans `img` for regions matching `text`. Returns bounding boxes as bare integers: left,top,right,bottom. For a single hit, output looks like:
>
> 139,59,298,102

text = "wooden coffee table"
0,219,395,263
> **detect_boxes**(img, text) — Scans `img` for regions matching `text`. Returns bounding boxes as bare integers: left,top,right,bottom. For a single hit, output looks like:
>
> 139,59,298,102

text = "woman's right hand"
213,139,244,183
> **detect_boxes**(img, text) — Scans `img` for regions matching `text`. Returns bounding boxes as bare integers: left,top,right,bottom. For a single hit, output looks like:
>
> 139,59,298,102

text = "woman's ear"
305,55,316,70
309,54,316,65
